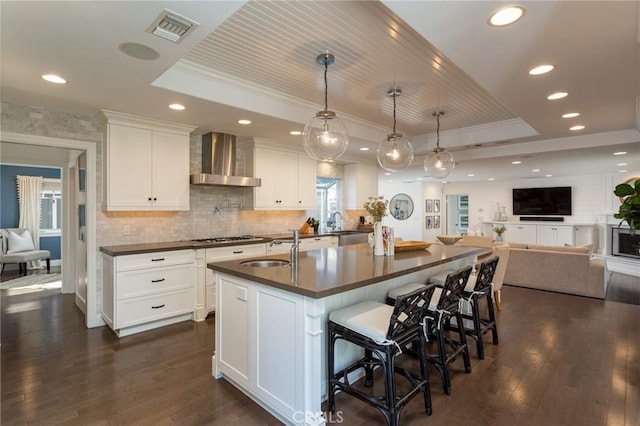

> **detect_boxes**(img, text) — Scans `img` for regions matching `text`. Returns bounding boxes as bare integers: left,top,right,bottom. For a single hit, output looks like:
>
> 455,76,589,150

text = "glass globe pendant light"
303,53,349,161
377,88,414,173
424,111,455,179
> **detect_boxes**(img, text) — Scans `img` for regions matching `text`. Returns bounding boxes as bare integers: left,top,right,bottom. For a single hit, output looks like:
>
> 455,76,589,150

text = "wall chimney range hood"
190,132,261,187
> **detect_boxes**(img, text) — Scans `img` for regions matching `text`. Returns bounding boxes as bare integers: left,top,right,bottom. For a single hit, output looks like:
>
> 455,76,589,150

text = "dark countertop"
99,230,370,256
208,244,482,299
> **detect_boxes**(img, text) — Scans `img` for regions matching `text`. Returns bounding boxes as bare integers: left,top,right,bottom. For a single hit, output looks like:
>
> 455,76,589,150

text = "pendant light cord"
323,61,329,111
435,112,441,149
392,92,397,133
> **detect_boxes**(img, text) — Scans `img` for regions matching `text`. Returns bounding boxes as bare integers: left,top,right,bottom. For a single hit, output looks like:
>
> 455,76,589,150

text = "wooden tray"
394,240,432,252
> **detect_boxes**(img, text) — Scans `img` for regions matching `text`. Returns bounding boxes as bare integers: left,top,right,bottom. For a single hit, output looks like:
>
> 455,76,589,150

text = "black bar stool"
386,266,473,395
430,257,500,359
327,285,436,426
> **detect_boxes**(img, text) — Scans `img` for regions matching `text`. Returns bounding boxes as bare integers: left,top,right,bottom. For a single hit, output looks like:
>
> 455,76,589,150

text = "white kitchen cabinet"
503,223,537,244
573,225,594,246
243,146,317,210
537,225,574,246
205,243,267,313
101,110,195,211
299,236,333,251
344,163,378,210
101,249,195,337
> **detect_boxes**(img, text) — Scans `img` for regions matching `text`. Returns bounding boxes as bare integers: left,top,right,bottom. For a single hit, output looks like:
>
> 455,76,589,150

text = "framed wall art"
425,199,433,213
434,199,440,213
434,215,440,228
426,215,433,229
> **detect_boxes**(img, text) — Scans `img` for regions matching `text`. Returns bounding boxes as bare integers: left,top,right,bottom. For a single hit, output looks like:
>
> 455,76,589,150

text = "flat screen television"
512,186,572,216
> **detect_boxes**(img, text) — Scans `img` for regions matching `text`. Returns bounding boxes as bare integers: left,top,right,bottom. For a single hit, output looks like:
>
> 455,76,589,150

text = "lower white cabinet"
205,243,267,313
101,249,195,337
503,224,537,244
487,222,594,246
537,225,574,246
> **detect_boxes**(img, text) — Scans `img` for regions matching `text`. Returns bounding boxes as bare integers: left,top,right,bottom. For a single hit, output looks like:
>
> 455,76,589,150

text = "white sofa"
503,243,605,299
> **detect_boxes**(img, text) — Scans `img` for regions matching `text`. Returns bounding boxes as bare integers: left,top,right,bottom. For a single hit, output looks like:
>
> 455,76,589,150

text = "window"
40,178,62,234
314,177,342,229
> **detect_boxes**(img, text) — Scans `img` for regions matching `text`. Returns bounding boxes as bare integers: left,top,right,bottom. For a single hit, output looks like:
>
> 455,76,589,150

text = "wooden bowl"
436,235,462,245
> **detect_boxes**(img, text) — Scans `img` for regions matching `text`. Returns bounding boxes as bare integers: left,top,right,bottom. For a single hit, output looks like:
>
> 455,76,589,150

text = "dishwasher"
337,232,370,246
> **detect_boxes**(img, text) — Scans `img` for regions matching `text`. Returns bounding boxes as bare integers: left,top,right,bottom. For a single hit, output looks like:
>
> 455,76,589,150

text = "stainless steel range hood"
190,132,261,187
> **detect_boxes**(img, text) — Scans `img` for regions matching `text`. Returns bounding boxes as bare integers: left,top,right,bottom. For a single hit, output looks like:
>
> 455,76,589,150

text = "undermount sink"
240,259,290,267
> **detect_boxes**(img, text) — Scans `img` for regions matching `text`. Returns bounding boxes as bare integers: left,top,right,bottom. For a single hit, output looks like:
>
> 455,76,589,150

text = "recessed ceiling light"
384,172,391,176
512,160,522,165
442,181,448,184
42,74,66,84
529,65,554,75
545,174,553,177
467,174,475,177
613,151,627,156
360,147,370,151
489,6,525,26
168,103,185,111
532,169,541,172
547,92,568,100
290,130,302,136
619,170,628,173
237,119,251,125
488,178,495,181
388,180,394,183
416,177,423,181
616,163,628,166
569,125,585,131
562,112,580,118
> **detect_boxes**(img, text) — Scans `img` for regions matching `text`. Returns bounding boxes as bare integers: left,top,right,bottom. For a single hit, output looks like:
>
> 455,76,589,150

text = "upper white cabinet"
344,164,378,210
101,110,196,211
242,145,317,210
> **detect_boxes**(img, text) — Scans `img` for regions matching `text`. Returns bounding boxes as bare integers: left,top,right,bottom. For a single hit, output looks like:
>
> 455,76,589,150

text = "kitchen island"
208,243,482,426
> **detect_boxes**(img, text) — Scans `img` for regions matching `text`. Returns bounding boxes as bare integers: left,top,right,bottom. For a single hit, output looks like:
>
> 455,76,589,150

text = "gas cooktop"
191,235,263,243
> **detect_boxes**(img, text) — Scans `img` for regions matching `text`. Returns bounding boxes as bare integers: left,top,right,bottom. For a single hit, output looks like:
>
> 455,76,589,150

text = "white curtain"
17,175,43,268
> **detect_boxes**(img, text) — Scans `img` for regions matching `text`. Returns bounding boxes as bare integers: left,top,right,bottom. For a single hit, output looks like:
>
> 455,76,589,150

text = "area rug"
0,273,62,290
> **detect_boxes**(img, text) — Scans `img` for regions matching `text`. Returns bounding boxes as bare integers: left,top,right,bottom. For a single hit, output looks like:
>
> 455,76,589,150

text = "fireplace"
611,227,640,259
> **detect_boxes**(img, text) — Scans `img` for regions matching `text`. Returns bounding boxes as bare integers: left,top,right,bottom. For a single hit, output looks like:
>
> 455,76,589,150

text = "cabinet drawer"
206,244,266,262
116,263,194,299
300,236,332,251
116,288,193,329
116,250,194,271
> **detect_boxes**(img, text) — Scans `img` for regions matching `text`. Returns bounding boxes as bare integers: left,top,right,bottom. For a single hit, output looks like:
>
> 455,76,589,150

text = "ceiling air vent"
148,9,199,43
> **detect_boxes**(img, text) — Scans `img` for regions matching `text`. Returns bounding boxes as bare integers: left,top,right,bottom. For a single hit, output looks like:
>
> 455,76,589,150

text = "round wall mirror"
390,193,414,220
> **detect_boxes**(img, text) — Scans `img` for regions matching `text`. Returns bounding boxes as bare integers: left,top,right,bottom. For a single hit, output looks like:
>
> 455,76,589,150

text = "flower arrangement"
363,196,388,223
493,225,506,236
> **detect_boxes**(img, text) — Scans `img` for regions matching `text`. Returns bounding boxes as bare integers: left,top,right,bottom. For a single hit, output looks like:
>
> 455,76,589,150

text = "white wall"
378,180,423,241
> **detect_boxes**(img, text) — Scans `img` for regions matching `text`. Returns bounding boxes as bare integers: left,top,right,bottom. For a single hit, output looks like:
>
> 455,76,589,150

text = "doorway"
446,194,469,235
1,132,100,328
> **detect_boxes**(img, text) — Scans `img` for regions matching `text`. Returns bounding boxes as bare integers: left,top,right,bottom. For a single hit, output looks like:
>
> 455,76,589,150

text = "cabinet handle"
148,197,152,201
151,304,165,309
233,250,243,254
153,197,157,201
151,278,165,283
151,258,165,262
314,238,321,241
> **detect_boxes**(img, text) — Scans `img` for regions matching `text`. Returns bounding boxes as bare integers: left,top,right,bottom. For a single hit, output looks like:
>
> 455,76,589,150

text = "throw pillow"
7,230,35,253
565,243,593,256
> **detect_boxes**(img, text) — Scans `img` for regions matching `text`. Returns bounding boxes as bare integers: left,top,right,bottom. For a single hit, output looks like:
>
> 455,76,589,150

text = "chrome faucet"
290,230,299,267
269,230,300,266
332,212,343,231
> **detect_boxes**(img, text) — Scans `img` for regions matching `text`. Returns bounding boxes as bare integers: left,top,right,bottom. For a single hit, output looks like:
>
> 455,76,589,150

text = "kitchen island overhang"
208,243,482,426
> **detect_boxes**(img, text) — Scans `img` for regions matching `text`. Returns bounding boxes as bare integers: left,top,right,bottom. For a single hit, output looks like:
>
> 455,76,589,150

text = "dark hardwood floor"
1,271,639,425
